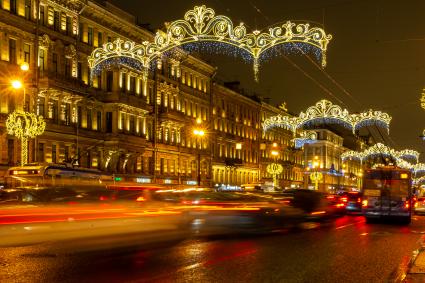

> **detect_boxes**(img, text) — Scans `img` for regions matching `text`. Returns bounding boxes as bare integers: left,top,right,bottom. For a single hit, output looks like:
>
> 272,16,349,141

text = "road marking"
335,220,365,230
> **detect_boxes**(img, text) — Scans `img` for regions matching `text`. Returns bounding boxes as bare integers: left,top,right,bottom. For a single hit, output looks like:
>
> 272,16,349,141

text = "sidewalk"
402,235,425,282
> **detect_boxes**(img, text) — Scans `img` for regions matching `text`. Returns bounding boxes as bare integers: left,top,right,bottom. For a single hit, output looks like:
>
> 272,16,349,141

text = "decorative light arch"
88,5,332,82
262,99,392,135
341,143,424,173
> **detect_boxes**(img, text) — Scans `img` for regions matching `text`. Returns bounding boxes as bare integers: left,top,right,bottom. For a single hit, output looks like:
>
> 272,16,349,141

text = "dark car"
342,191,363,214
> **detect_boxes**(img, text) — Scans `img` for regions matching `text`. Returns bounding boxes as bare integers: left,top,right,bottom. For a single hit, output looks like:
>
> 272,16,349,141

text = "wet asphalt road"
2,215,425,283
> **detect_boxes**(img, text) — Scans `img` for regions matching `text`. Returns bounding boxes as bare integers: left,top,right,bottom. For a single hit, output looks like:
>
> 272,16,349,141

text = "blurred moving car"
341,191,363,214
269,189,345,221
414,197,425,215
153,189,306,235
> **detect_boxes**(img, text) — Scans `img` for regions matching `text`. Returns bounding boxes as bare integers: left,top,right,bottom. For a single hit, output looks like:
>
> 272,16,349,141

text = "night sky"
111,0,425,159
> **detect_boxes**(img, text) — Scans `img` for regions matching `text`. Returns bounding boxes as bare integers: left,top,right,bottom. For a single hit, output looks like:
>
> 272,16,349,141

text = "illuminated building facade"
303,129,363,191
260,103,305,189
0,0,304,187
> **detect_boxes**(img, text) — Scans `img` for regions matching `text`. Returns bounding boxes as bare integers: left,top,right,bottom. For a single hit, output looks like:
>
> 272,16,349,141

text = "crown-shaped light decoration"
341,143,424,173
263,99,391,135
88,5,332,82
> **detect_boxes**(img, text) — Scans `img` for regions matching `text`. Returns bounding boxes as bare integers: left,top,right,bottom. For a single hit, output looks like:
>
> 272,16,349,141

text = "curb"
399,235,425,282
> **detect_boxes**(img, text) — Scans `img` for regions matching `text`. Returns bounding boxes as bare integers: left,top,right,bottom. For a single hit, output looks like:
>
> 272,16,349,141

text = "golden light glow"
266,163,283,187
236,143,242,150
88,5,332,82
263,99,392,134
271,150,279,156
193,129,205,136
20,62,29,71
196,118,202,124
11,80,23,89
272,142,278,147
6,110,46,165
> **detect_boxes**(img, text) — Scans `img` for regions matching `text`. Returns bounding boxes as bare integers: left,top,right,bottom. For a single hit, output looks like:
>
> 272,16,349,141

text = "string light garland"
6,110,46,166
293,130,317,148
88,5,332,82
263,99,391,135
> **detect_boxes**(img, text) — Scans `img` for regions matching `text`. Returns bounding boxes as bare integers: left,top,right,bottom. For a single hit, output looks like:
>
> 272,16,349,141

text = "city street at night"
1,0,425,282
1,214,425,282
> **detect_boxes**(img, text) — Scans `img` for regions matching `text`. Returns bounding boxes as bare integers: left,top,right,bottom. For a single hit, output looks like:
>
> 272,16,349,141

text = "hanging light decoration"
263,99,392,135
341,143,424,174
88,5,332,82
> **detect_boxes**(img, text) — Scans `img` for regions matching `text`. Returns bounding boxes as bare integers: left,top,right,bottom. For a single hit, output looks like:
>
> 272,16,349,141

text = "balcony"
224,158,243,167
39,72,88,95
158,106,186,123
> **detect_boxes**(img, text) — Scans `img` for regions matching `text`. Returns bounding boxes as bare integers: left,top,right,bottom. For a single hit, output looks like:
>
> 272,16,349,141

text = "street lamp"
310,155,323,190
193,122,205,186
7,66,45,166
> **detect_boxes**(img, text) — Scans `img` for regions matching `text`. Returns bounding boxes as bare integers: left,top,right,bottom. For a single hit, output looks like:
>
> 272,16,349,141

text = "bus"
2,164,113,202
362,166,412,224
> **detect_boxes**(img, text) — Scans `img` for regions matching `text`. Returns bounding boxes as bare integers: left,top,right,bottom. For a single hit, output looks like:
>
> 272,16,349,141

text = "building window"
38,143,44,162
64,103,70,125
25,0,31,19
106,71,113,92
98,32,103,46
87,27,93,46
77,106,82,127
37,97,45,116
130,76,136,94
40,5,45,25
97,111,102,131
66,16,72,35
52,53,58,73
64,146,69,162
51,100,58,122
106,112,112,133
10,0,17,14
107,36,112,43
77,62,82,81
87,110,92,130
52,144,57,163
130,116,135,133
79,23,83,41
8,139,14,165
65,58,72,77
60,12,66,31
54,10,60,31
23,43,30,64
9,39,16,64
39,48,45,75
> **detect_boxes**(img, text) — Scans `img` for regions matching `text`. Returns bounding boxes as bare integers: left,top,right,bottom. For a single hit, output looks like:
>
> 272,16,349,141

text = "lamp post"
193,118,205,186
8,64,45,165
357,171,363,190
309,155,323,190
